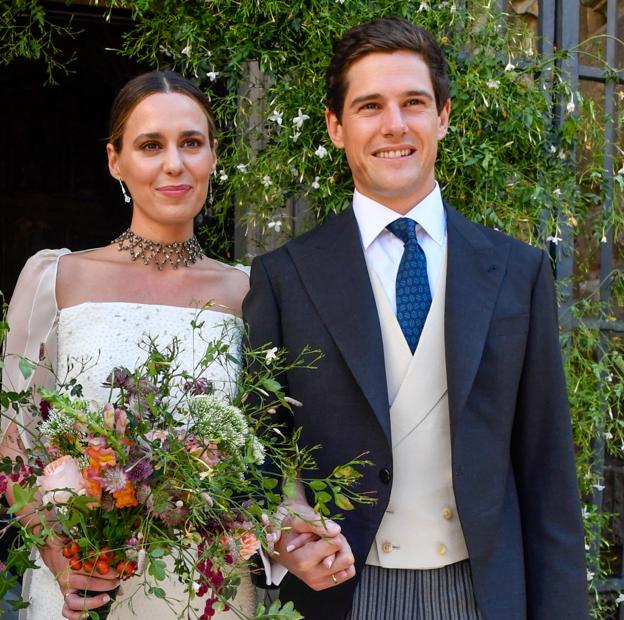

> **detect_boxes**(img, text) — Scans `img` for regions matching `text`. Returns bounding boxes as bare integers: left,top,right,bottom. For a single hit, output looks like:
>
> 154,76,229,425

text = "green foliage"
0,0,78,84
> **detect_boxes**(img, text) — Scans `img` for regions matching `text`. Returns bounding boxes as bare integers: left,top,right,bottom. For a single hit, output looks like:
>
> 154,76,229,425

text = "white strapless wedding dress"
23,302,257,620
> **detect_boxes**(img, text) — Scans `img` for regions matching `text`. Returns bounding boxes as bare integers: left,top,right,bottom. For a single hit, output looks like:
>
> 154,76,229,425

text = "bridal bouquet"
0,318,372,620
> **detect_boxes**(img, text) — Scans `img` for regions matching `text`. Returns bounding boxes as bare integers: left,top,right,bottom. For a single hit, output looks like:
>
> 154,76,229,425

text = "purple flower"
183,378,214,396
126,455,153,482
109,367,131,387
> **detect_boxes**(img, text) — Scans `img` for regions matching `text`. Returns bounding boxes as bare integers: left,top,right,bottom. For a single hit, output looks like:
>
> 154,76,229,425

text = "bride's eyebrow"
133,130,207,143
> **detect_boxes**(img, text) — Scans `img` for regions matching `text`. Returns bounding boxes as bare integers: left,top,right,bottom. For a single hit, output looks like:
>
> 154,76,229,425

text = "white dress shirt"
352,184,447,314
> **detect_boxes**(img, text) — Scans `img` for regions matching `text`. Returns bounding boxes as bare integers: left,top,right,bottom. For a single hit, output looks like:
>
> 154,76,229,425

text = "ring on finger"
331,573,338,584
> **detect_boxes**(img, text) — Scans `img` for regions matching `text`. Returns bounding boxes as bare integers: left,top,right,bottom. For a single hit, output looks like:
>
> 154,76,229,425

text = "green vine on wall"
1,0,624,616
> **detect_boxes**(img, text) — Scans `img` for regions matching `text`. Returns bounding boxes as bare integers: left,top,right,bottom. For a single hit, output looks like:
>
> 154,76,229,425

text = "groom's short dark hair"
326,17,450,120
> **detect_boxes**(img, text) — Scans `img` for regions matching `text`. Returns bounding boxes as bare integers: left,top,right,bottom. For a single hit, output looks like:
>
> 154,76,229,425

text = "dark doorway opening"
0,4,149,300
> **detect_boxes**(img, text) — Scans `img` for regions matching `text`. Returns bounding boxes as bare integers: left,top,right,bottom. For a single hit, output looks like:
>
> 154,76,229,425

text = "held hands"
39,536,120,620
272,499,356,591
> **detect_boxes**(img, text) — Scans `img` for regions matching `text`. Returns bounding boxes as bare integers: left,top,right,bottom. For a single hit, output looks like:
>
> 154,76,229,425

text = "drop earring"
209,169,215,204
119,179,132,204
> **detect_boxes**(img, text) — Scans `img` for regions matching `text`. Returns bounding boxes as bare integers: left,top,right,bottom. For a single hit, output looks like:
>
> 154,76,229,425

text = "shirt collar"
352,183,446,251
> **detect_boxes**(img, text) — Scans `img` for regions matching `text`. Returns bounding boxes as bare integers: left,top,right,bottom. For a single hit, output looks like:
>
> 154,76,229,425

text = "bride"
1,70,256,620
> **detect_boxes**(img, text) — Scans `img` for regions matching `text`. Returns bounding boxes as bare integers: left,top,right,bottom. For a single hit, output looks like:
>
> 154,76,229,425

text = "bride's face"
107,92,216,237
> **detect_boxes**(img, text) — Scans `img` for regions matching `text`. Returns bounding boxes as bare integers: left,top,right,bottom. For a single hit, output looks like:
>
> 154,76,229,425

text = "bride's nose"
163,146,183,175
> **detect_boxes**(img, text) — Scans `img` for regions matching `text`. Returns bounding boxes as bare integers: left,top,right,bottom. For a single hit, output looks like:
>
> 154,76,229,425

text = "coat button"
379,468,392,484
381,541,392,554
442,507,453,520
437,543,447,556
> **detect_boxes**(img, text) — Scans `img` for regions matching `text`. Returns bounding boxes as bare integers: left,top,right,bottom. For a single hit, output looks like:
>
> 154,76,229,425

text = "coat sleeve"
2,249,69,449
511,249,588,619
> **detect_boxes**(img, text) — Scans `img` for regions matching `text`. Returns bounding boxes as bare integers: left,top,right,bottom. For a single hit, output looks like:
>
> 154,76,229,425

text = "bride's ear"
106,143,121,179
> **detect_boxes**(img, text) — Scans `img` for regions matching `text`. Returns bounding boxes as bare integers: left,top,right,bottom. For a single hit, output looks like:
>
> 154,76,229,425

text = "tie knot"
386,217,418,245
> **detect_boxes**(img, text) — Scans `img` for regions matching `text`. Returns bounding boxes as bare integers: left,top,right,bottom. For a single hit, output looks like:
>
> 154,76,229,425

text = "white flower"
265,344,279,369
450,3,457,13
504,62,515,72
566,96,575,114
311,176,321,190
604,431,613,439
267,220,282,233
615,593,624,604
158,45,172,57
487,79,500,89
181,45,192,57
593,483,605,491
292,108,310,129
315,145,328,159
206,70,220,82
558,149,567,160
262,175,272,188
418,1,429,11
336,0,345,3
553,188,561,197
587,570,595,582
192,582,201,593
549,144,557,154
291,130,301,142
268,109,283,125
546,235,563,245
236,163,248,173
618,164,624,175
601,235,608,243
219,170,228,182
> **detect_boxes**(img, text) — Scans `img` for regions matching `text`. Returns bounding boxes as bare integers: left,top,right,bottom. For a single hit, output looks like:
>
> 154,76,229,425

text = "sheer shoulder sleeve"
2,249,70,448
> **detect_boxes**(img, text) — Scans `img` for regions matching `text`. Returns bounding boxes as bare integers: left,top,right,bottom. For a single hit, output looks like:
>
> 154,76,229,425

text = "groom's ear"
325,107,345,150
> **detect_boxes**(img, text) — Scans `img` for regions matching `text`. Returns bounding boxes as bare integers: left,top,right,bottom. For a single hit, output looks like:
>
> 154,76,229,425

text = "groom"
244,17,587,620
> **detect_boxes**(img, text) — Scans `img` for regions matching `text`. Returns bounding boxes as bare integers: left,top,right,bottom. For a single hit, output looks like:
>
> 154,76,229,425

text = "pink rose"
37,455,87,505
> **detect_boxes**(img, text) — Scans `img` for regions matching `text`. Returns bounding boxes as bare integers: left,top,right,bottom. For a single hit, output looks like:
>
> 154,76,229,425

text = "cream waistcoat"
366,252,469,569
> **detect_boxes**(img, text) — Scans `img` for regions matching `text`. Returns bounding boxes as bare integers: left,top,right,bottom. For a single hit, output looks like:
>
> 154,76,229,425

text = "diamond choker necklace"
111,229,204,270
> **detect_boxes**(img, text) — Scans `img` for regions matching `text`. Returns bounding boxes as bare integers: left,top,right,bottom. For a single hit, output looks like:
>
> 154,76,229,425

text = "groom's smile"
326,50,450,214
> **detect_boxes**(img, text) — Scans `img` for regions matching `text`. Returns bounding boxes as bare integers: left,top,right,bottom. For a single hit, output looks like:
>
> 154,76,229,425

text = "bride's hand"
39,537,120,620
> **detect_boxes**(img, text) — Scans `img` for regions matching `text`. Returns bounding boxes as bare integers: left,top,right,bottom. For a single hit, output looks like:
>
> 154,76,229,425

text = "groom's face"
326,50,450,214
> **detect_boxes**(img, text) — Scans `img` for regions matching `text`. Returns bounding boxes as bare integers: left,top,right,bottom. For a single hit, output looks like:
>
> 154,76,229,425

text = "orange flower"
113,481,139,508
238,532,260,560
85,443,116,473
82,468,103,501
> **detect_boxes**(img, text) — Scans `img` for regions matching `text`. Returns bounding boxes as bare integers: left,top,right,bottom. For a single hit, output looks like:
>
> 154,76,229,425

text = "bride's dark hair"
108,70,217,152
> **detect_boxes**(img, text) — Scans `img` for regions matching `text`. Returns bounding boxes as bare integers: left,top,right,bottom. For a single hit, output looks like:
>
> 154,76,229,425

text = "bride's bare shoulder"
199,259,250,315
56,246,124,307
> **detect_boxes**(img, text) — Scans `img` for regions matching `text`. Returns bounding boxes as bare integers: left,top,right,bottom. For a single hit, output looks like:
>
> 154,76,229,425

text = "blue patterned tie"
386,218,432,353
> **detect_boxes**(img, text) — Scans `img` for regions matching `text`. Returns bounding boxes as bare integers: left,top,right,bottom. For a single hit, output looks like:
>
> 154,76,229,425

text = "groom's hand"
272,502,356,590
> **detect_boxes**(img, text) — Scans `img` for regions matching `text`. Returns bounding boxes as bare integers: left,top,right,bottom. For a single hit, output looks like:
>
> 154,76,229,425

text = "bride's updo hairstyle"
108,70,217,153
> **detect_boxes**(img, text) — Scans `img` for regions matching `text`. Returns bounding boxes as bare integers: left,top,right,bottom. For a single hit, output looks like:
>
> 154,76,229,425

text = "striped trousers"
345,560,484,620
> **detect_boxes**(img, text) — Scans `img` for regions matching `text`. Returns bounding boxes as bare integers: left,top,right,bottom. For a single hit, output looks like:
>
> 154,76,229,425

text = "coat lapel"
445,205,510,437
287,207,391,442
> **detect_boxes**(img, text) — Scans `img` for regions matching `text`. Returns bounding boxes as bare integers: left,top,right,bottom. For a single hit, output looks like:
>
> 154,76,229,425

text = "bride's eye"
140,141,161,151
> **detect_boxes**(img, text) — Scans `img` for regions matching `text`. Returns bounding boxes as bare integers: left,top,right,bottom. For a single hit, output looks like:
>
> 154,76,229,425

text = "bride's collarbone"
56,252,243,312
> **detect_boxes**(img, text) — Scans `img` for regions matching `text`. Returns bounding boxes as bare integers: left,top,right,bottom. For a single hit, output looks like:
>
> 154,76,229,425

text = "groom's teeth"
376,149,412,158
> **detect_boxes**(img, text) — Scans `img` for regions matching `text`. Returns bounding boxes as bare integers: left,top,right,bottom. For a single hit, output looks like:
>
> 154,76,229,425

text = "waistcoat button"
381,541,392,554
442,507,453,520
